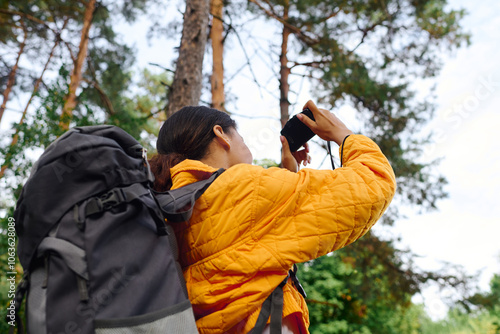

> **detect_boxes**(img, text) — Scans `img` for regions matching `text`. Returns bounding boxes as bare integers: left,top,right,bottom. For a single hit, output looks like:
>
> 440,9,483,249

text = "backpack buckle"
99,188,126,210
288,264,307,298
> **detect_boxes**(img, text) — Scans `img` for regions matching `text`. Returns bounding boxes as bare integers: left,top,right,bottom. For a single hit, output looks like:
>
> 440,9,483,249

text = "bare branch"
318,10,341,24
1,8,77,67
225,11,264,97
0,21,66,179
230,112,279,120
261,0,280,17
290,60,332,69
348,7,396,54
248,0,320,45
148,62,175,73
139,108,165,121
86,59,116,116
289,71,323,82
0,20,27,124
305,298,340,308
0,8,51,28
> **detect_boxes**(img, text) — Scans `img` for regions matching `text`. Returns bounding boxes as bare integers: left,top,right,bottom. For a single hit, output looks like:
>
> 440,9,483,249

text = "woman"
149,101,396,333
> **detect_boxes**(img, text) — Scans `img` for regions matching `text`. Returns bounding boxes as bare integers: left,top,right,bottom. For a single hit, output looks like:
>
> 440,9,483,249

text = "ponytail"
149,153,186,192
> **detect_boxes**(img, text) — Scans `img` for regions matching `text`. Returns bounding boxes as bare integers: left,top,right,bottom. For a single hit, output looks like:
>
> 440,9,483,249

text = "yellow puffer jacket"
169,134,396,334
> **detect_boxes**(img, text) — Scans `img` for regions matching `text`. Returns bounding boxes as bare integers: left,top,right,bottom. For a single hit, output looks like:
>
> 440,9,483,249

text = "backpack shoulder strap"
251,265,307,334
154,168,225,223
250,275,288,334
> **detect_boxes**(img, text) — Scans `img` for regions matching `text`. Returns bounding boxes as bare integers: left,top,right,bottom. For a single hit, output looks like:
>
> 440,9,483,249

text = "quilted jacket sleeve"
251,134,396,267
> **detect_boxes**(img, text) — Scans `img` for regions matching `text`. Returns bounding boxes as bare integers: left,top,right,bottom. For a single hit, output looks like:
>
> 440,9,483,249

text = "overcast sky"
387,0,500,318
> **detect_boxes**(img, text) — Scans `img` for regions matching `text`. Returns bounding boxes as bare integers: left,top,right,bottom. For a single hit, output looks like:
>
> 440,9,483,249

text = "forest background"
1,0,499,333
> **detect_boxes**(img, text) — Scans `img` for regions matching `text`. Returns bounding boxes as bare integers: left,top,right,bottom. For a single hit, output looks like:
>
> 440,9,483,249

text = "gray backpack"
11,125,223,333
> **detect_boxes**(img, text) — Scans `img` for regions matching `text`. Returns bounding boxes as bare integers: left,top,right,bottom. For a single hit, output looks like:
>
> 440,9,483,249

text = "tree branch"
0,19,27,124
230,112,279,120
61,0,96,129
290,59,332,69
139,108,164,121
86,59,116,116
0,21,65,179
261,0,280,18
148,62,175,73
317,10,341,24
225,11,264,97
0,8,47,27
0,8,59,35
247,0,320,46
289,71,323,82
348,8,395,55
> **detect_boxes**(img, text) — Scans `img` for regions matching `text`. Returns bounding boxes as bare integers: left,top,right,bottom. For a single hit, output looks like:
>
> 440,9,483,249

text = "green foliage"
430,273,500,334
110,0,156,23
466,274,500,313
1,0,167,181
299,231,472,333
1,62,169,193
0,0,20,45
0,66,99,199
385,268,500,334
254,158,280,168
419,307,500,334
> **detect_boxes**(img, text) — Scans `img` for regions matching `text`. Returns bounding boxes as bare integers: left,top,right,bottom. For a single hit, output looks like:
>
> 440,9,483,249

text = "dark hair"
149,106,236,191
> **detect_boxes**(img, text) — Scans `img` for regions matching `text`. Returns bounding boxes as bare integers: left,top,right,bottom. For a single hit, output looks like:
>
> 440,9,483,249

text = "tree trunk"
210,0,225,111
167,0,210,117
0,30,63,179
0,20,27,124
60,0,96,130
279,3,291,128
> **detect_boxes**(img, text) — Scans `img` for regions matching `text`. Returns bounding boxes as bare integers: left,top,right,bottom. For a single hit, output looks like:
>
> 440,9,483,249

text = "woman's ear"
212,125,231,150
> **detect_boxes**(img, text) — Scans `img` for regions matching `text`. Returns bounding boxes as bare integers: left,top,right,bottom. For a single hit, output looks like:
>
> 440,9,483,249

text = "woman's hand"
281,136,311,173
298,100,353,146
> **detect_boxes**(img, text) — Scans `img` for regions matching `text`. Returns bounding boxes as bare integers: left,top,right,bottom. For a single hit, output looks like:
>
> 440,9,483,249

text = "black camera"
280,108,316,152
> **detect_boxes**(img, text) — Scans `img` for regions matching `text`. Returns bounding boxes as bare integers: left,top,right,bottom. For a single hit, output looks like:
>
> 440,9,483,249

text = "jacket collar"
170,159,218,189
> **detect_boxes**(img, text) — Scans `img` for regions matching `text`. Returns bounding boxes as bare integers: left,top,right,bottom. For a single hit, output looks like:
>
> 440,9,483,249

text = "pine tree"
60,0,97,130
167,0,210,116
210,0,225,110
